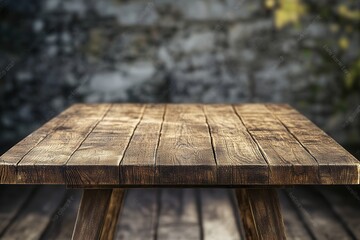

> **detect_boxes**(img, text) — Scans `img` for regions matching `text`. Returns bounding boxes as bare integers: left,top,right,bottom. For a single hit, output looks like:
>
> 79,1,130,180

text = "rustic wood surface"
72,189,114,240
100,189,126,240
1,103,359,185
1,186,360,240
235,188,287,240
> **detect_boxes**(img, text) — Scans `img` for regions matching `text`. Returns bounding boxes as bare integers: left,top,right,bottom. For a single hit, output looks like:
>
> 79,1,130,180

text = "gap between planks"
202,105,219,166
231,105,271,184
264,104,322,183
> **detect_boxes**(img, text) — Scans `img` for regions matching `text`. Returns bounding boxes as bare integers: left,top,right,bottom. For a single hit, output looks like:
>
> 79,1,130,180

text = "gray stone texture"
0,0,359,147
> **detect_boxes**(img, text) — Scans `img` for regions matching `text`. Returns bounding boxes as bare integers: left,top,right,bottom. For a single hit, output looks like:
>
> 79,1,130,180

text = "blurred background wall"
0,0,359,155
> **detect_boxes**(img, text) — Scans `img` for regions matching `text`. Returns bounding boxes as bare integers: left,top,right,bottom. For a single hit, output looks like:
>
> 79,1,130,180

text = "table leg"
72,189,126,240
235,188,286,240
100,189,126,239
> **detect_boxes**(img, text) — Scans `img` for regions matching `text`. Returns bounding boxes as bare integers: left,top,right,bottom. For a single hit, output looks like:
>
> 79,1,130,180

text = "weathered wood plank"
317,186,360,239
1,103,358,185
235,104,319,184
100,189,126,240
235,188,286,240
0,186,34,235
204,105,269,185
156,104,216,185
16,104,111,184
200,189,241,240
248,130,319,184
229,190,247,239
66,104,144,185
285,187,354,240
72,189,113,240
267,104,360,184
120,104,166,185
1,186,66,240
157,189,200,240
40,190,82,240
278,190,313,240
116,189,158,240
235,104,286,131
0,105,81,183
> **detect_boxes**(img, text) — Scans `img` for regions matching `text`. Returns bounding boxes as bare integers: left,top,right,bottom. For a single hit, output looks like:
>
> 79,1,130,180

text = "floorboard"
1,186,67,240
0,185,35,235
200,189,241,240
0,186,359,239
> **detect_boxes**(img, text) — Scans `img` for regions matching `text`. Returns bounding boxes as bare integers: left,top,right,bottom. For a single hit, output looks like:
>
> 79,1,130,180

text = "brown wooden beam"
235,188,286,240
72,189,126,240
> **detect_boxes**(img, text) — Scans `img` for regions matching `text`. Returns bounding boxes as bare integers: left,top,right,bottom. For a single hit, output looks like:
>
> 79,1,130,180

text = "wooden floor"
0,186,359,240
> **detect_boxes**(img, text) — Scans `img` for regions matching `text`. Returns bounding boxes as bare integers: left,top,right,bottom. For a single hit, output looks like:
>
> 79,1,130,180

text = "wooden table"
1,103,359,240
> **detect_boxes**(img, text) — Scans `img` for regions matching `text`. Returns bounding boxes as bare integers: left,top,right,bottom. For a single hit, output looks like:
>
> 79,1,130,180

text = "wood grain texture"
235,104,320,184
16,104,112,184
235,104,286,131
100,189,126,240
66,104,144,185
72,189,113,240
0,103,358,185
246,130,319,184
120,104,165,185
267,104,360,184
235,188,287,240
0,104,80,183
155,104,217,185
204,105,268,184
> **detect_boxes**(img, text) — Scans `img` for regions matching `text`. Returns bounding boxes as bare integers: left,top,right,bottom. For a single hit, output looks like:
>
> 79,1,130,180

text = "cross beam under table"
71,187,286,240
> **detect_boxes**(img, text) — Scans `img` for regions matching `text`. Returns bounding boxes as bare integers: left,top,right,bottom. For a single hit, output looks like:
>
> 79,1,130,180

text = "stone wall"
0,0,359,148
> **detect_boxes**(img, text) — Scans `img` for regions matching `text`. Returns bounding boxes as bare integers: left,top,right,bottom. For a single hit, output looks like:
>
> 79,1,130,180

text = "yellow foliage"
345,58,360,89
337,5,360,21
339,37,350,50
265,0,276,9
344,74,353,89
275,0,307,29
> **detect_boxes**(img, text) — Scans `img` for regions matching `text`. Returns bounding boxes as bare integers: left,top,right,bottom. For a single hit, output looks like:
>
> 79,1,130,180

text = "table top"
1,103,359,186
